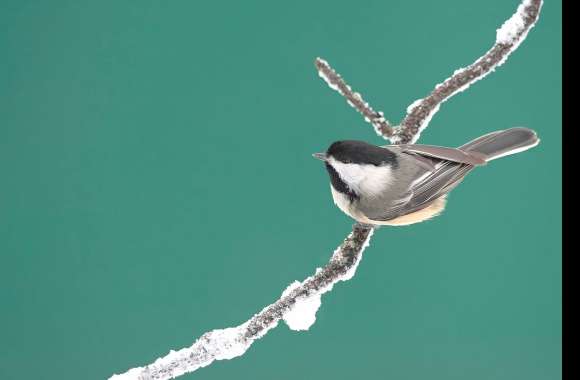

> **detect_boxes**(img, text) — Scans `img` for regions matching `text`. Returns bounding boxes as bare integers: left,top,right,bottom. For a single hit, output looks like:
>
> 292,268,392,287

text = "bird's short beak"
312,152,328,161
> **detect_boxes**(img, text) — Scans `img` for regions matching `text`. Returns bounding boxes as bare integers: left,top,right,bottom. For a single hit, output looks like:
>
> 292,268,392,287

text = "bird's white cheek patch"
328,158,392,197
359,165,392,196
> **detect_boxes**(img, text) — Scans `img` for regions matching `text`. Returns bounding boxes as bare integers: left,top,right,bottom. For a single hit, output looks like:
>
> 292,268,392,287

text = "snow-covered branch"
315,58,395,140
110,1,542,379
315,0,543,144
111,225,374,380
397,0,543,144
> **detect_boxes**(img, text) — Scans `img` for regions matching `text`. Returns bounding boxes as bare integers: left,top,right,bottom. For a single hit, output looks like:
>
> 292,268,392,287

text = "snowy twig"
111,226,374,380
316,0,543,144
110,1,542,379
315,58,395,139
397,0,543,143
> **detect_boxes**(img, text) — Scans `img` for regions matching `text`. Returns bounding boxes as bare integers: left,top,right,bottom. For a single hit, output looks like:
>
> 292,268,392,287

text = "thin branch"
111,225,374,380
110,1,542,379
244,224,373,339
315,58,395,140
398,0,543,144
315,0,543,145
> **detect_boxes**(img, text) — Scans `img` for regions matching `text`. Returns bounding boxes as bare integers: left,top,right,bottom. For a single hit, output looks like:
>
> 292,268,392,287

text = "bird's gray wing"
397,144,488,166
364,146,477,221
403,160,473,210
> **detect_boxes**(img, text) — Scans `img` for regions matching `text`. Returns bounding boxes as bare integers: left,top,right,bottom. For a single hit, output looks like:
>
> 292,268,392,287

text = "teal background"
0,0,561,379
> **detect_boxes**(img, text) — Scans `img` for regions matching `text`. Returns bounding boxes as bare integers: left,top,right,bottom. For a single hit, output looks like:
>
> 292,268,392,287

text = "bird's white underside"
330,185,447,226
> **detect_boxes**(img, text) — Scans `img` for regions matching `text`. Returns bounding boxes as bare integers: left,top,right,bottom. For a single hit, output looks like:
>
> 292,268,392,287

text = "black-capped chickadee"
313,127,539,226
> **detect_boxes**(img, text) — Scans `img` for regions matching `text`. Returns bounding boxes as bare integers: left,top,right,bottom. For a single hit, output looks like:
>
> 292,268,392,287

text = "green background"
0,0,561,379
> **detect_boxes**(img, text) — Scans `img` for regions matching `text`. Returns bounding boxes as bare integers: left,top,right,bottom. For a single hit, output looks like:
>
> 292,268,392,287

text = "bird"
313,127,539,226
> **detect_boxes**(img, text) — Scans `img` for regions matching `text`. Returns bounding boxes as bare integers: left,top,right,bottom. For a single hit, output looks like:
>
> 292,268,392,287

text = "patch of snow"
406,98,423,114
109,324,252,380
497,0,533,44
282,281,322,331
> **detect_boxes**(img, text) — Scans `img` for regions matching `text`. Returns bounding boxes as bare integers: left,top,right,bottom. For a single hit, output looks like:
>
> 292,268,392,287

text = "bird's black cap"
327,140,398,167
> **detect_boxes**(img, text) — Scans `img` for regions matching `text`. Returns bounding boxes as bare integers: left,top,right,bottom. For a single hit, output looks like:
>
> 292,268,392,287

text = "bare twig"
315,58,395,139
110,1,542,379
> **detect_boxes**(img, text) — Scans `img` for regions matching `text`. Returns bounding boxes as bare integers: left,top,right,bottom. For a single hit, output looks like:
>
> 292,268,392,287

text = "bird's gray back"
356,146,474,221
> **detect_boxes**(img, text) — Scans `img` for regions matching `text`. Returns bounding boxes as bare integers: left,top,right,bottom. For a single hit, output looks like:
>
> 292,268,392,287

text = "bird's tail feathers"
460,127,540,162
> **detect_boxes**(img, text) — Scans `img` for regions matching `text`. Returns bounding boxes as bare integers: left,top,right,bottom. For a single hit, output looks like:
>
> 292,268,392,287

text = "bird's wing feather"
406,161,473,207
397,144,487,166
364,148,476,221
